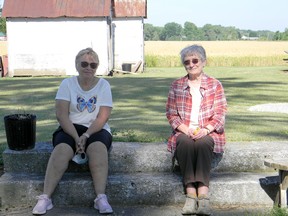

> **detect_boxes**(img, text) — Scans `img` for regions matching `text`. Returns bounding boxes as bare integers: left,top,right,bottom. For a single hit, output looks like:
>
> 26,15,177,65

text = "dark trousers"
176,134,214,187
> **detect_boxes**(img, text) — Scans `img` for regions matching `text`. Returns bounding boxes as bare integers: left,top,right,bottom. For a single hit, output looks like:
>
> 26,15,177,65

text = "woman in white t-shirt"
32,48,114,215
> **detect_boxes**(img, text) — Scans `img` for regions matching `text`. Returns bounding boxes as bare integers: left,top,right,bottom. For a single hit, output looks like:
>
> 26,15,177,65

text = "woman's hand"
189,128,208,140
76,135,88,153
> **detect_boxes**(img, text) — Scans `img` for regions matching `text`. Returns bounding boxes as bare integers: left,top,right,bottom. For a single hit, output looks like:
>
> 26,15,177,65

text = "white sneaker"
32,194,53,215
94,194,113,214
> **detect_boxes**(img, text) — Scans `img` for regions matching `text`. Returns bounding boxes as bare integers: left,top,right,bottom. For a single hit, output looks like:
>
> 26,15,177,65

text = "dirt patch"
249,103,288,114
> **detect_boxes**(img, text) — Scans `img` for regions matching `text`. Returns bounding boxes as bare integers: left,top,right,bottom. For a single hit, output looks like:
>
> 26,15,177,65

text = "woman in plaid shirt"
166,44,227,215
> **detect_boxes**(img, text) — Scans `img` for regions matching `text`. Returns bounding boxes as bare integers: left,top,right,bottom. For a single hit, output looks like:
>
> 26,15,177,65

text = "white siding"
6,17,109,76
112,18,144,71
5,17,144,76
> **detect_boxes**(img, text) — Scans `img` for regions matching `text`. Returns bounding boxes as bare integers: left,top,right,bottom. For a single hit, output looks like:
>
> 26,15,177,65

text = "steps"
1,141,288,210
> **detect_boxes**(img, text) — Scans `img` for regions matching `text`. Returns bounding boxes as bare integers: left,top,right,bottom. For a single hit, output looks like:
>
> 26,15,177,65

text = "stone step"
0,171,279,209
3,141,288,174
2,204,272,216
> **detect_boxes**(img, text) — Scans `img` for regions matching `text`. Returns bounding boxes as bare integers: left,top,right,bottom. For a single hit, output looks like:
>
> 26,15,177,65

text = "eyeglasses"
80,61,98,69
184,59,199,66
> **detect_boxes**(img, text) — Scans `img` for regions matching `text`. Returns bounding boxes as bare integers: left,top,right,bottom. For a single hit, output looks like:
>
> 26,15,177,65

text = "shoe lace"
36,195,49,201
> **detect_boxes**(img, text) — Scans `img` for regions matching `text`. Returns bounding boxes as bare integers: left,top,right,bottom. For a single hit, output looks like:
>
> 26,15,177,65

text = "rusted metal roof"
2,0,111,18
114,0,147,18
2,0,147,18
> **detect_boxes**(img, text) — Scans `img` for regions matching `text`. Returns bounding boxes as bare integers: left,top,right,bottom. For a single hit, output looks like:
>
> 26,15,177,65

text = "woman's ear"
203,59,207,67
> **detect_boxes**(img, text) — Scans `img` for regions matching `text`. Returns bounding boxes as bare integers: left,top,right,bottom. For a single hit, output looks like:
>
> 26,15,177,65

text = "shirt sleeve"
166,84,183,130
207,81,227,132
55,79,71,101
97,79,113,108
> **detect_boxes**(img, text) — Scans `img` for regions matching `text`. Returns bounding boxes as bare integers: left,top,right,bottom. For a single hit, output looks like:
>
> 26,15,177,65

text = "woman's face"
183,54,206,77
77,54,98,78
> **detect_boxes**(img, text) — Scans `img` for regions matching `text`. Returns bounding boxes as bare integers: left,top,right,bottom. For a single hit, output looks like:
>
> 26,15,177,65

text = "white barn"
2,0,147,76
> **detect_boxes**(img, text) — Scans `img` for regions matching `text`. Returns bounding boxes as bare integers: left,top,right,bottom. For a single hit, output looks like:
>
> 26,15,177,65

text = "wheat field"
145,41,288,56
0,41,7,56
145,41,288,67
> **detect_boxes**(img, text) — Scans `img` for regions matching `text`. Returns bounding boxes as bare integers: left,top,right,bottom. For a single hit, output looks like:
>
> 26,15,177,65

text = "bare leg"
186,183,197,195
43,144,74,197
86,141,108,195
198,183,209,196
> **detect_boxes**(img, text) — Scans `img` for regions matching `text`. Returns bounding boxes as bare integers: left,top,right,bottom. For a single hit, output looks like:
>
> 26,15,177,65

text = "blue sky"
146,0,288,32
1,0,287,32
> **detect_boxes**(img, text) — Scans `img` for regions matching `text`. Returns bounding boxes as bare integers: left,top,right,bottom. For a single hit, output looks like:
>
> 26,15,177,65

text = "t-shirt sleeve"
98,80,113,108
55,79,71,101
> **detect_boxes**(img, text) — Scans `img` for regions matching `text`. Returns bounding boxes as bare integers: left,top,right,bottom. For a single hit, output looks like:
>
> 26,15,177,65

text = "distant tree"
273,31,282,40
183,21,205,40
223,27,241,40
183,22,197,40
257,30,275,40
0,17,6,34
281,28,288,40
160,22,183,41
202,24,218,40
248,30,258,37
144,21,285,41
144,24,162,41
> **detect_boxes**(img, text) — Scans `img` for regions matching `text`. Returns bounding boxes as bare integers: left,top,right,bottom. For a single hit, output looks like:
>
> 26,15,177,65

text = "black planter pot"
4,114,36,150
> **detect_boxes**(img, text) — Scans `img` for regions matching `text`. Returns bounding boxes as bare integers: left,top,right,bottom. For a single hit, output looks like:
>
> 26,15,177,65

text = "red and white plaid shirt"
166,73,227,153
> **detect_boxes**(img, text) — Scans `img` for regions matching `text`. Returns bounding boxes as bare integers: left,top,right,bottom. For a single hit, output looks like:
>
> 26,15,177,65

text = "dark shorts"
52,124,112,152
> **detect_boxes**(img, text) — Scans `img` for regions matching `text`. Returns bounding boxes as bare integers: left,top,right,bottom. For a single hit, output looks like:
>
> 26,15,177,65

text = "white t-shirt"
55,76,113,134
189,85,202,130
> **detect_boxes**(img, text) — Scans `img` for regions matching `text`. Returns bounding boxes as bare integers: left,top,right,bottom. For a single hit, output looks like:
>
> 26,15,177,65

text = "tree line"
144,21,288,41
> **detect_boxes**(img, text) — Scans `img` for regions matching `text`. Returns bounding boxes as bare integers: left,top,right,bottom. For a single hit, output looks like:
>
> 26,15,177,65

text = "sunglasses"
184,59,199,66
80,61,98,69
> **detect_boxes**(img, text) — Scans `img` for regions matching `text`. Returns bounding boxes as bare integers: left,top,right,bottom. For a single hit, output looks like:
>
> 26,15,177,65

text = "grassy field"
0,66,287,147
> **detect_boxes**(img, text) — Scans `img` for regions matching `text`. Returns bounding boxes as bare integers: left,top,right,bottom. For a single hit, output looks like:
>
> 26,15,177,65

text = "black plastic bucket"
4,114,36,150
122,63,132,72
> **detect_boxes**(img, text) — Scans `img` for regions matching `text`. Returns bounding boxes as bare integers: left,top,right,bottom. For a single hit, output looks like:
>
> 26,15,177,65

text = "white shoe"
94,194,113,214
32,194,53,215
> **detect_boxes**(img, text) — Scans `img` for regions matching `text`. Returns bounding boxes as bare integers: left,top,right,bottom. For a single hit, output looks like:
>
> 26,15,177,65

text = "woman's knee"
51,143,74,161
87,141,108,154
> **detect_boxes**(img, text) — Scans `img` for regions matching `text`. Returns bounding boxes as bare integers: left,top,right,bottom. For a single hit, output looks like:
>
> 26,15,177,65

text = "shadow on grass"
0,69,287,145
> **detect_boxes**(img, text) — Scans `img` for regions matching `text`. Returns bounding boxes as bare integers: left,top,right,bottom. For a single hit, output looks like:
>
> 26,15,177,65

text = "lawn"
0,66,288,164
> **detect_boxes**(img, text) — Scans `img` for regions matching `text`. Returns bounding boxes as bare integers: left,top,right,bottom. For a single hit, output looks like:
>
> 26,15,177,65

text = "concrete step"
0,171,279,209
3,141,288,174
2,204,272,216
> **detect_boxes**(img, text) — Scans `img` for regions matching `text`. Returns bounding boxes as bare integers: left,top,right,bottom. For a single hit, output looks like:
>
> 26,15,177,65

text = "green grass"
0,66,288,164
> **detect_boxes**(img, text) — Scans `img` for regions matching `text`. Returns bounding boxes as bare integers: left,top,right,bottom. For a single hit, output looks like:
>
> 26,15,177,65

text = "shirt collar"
183,73,209,90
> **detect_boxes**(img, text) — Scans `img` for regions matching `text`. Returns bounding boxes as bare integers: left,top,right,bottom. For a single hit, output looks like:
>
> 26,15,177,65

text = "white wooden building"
2,0,147,76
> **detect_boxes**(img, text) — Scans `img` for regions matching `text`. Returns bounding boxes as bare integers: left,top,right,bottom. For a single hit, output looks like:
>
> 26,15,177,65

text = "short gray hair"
180,44,206,64
75,48,99,68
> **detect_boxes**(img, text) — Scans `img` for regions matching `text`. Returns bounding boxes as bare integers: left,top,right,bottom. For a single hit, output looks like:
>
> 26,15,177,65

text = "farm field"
145,41,288,67
0,41,7,56
145,41,288,57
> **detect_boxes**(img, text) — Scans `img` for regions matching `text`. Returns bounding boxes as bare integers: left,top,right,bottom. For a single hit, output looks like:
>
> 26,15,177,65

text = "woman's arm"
55,99,79,141
84,106,112,136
